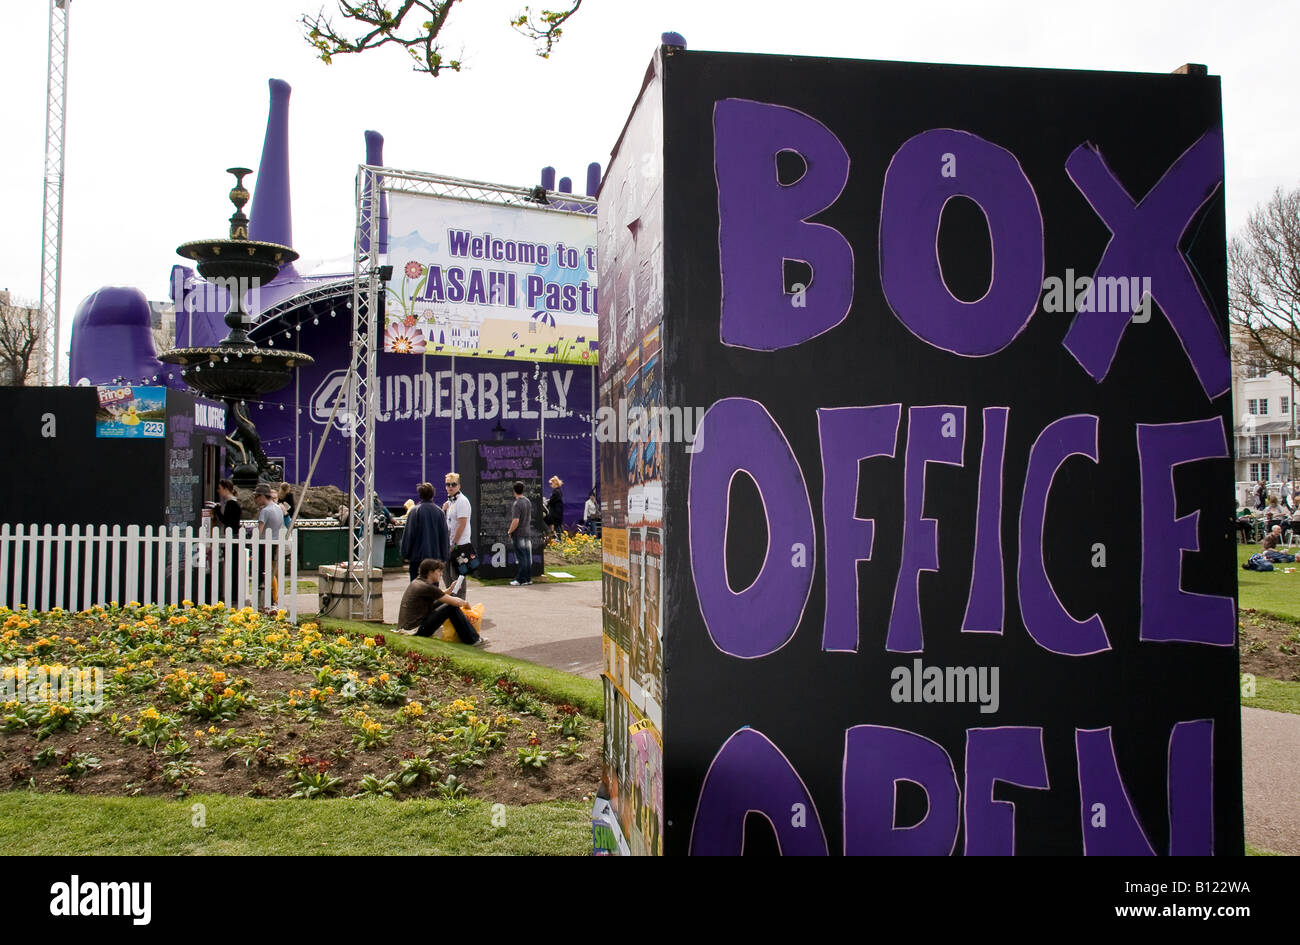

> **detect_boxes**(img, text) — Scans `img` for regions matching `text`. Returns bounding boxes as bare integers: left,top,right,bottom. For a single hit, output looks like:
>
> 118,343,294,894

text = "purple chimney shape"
249,78,298,281
559,176,572,194
586,162,601,197
360,130,389,255
540,166,556,191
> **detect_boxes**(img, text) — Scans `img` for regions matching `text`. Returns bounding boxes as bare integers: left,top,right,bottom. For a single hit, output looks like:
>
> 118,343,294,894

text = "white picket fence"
0,524,298,619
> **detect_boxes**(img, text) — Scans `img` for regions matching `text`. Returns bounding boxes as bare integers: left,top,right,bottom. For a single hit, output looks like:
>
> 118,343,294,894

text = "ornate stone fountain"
159,169,314,485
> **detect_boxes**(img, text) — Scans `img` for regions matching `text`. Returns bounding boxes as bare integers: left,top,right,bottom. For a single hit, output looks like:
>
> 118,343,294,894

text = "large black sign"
622,49,1240,855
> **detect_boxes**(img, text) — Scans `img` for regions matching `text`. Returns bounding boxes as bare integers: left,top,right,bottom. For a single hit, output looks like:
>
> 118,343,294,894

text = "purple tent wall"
246,311,596,521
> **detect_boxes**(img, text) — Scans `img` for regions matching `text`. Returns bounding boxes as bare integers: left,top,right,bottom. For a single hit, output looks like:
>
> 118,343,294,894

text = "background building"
1231,326,1297,503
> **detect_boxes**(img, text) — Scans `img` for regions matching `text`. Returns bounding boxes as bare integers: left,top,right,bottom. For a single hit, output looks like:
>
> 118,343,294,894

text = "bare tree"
0,293,42,387
302,0,582,77
1228,186,1300,385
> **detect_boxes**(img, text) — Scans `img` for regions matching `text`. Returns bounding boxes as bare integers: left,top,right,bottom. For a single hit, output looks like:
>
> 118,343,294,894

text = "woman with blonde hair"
545,475,565,542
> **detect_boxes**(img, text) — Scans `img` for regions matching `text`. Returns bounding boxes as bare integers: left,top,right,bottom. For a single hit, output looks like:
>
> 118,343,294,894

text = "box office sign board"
385,192,598,365
604,48,1242,855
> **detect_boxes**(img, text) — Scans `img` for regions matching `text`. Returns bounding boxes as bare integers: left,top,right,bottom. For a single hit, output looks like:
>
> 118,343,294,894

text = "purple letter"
1137,419,1234,645
690,728,828,856
1168,719,1214,856
963,727,1050,856
879,129,1043,356
714,99,852,350
689,398,814,658
887,406,965,652
818,405,902,651
843,725,960,855
962,406,1009,634
1077,727,1157,855
1062,129,1229,398
1017,414,1109,656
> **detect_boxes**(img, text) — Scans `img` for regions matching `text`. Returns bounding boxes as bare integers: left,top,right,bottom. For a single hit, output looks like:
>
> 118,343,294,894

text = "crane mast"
39,0,70,386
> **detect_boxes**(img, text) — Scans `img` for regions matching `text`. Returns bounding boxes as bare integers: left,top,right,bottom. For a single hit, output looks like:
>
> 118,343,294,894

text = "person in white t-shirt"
443,472,474,600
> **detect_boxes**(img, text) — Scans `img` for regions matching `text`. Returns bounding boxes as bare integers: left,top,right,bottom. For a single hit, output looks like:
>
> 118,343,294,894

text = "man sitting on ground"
394,558,483,645
1262,524,1285,551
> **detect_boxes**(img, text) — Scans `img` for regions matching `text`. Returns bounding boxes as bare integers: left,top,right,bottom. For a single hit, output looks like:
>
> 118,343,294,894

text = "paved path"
1242,706,1300,855
296,572,1297,853
296,569,604,678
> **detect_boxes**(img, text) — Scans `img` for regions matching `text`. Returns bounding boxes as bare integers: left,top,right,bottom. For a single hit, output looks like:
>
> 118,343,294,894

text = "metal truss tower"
39,0,71,386
346,165,382,617
344,165,594,614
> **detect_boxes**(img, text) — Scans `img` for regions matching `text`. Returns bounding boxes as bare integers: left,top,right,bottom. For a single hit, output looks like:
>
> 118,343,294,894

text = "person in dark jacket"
400,482,449,582
212,479,243,533
545,475,565,541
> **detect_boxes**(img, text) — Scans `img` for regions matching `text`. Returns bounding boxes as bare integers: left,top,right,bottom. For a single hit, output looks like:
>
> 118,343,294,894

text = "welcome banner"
384,192,599,365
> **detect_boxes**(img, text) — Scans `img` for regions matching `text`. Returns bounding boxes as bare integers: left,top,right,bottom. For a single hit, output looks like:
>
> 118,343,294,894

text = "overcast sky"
1,0,1296,370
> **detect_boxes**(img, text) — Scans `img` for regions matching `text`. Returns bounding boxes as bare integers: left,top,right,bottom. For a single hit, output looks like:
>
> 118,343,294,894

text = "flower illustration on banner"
383,321,426,354
404,260,425,279
403,315,416,328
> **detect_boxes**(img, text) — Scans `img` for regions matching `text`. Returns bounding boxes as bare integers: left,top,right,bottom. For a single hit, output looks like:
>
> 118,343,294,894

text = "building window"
1248,399,1258,415
1260,399,1270,415
1283,397,1290,414
1249,436,1260,455
1263,434,1271,453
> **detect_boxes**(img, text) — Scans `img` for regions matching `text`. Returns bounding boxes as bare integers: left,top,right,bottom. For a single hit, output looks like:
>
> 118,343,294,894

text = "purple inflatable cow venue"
67,77,601,523
598,46,1240,855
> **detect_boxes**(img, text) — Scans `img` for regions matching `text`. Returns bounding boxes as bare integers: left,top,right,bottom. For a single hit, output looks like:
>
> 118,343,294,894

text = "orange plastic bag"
439,603,485,642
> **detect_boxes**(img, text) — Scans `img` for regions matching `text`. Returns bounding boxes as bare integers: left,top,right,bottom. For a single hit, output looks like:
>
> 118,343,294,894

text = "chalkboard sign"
457,439,545,579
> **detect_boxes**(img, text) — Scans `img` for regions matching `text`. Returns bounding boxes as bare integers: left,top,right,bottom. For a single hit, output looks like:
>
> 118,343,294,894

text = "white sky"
1,0,1296,370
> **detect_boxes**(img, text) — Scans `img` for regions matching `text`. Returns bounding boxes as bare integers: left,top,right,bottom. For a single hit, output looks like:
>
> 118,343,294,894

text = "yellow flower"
221,688,235,698
363,637,376,648
194,730,205,739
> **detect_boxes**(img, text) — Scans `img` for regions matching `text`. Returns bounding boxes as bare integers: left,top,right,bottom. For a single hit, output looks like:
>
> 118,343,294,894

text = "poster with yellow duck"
95,386,166,438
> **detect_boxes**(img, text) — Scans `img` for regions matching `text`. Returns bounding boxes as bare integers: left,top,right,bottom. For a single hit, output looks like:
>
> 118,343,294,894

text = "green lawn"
0,793,590,855
1237,544,1300,620
318,616,604,717
1241,674,1300,715
473,562,601,586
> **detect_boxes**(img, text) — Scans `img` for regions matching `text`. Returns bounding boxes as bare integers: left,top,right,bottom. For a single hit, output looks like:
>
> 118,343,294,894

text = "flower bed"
547,531,601,565
0,604,600,803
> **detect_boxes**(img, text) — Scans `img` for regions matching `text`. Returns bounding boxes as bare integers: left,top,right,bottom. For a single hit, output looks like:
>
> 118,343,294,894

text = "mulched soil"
1238,609,1300,682
2,627,601,803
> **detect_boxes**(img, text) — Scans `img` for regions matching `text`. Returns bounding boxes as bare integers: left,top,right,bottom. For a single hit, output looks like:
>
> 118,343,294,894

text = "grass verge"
1246,843,1284,856
0,793,590,855
320,617,603,717
474,562,601,586
1241,674,1300,715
